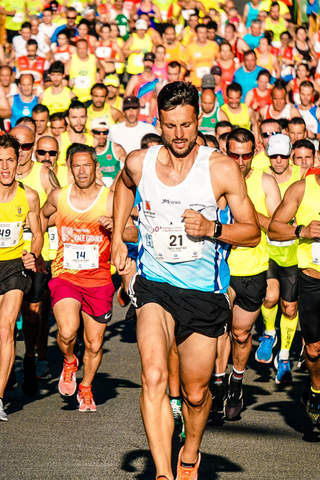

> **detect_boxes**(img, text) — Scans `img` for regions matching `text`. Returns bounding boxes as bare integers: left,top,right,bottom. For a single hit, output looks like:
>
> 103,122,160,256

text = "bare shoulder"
47,186,62,206
261,170,279,189
285,178,306,199
209,150,241,178
125,148,147,175
24,184,40,206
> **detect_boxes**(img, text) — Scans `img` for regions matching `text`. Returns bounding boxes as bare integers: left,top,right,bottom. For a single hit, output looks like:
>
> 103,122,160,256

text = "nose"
174,126,183,138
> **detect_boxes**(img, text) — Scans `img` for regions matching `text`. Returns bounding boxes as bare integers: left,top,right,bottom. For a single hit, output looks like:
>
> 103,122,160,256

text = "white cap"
267,133,292,157
135,19,148,30
91,118,109,130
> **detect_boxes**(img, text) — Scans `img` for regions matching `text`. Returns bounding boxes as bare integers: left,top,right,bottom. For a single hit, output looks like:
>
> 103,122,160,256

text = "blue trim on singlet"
136,77,159,100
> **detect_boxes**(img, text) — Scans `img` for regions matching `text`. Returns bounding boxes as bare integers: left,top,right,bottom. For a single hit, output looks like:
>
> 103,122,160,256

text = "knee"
22,302,41,322
281,302,298,319
0,325,14,345
141,365,168,397
182,385,209,410
264,290,278,308
85,337,103,356
305,343,320,362
232,329,251,346
58,328,77,346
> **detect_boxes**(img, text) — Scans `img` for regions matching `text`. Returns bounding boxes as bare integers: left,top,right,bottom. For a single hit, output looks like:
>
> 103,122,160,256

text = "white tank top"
268,103,292,120
137,145,232,292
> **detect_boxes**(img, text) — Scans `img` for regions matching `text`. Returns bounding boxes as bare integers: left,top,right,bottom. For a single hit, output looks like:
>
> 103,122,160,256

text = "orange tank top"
251,88,272,111
51,185,112,287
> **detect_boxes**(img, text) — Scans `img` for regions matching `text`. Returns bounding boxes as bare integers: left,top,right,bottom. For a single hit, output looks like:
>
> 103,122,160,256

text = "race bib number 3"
312,242,320,265
152,225,202,263
0,222,21,248
48,227,58,251
63,244,99,270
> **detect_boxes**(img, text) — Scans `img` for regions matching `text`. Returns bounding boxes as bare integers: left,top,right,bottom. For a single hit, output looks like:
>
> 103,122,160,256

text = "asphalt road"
1,292,319,480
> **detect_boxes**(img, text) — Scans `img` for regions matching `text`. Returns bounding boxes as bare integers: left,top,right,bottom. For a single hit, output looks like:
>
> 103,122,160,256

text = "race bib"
48,227,58,251
96,46,112,59
312,241,320,265
55,52,70,62
196,66,210,79
133,54,144,68
73,76,91,89
119,25,127,37
12,12,24,23
63,243,99,270
140,101,150,116
152,225,202,263
160,10,168,21
0,222,21,248
267,236,295,247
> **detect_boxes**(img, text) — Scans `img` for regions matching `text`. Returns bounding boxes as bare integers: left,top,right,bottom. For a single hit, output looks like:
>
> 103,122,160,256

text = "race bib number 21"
152,225,202,263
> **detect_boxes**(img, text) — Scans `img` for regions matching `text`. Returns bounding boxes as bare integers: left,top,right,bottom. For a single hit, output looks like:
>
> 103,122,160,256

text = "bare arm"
40,188,61,234
122,36,135,58
249,107,259,140
102,190,139,243
244,90,253,107
258,172,281,232
0,87,11,119
125,75,138,97
110,105,125,123
24,187,43,271
218,107,229,122
290,106,301,118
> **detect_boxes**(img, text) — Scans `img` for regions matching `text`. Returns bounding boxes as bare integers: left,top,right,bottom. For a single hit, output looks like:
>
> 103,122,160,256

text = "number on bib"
0,222,21,248
63,244,99,270
152,225,202,263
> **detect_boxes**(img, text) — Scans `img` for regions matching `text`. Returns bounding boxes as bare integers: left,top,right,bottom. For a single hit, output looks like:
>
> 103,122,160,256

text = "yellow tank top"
48,164,69,260
86,103,115,132
126,33,153,75
296,175,320,273
221,103,251,130
265,17,286,43
228,169,269,276
58,131,94,166
42,86,72,115
115,38,125,74
264,164,301,267
19,162,50,261
0,182,30,261
113,96,123,111
252,150,270,170
255,50,273,74
69,54,97,102
56,165,69,188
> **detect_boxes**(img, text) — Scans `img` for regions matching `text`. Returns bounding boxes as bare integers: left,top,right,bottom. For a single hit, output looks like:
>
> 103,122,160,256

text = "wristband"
30,252,37,261
211,220,222,238
295,225,304,239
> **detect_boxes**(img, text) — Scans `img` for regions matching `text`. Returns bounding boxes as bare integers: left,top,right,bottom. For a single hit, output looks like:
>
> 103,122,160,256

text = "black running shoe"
22,355,38,396
306,390,320,425
210,377,227,413
224,374,243,420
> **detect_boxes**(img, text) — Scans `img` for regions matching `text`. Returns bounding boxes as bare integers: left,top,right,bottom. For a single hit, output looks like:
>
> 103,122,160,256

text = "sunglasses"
227,151,254,160
269,154,288,160
261,131,280,139
67,16,77,20
20,142,34,151
92,129,108,135
37,149,58,156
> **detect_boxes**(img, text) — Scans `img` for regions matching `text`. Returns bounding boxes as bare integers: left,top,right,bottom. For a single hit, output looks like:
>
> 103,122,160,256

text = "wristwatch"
295,225,304,239
30,252,37,261
212,220,222,238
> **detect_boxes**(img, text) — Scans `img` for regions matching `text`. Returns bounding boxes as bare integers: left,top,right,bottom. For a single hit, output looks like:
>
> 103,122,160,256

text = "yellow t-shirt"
252,150,270,170
183,40,219,87
221,103,251,130
42,86,72,115
86,103,116,132
69,54,97,103
58,131,94,166
126,33,153,75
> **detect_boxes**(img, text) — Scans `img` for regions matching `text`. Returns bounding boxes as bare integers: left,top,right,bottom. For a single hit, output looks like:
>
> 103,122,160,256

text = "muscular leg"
53,299,81,362
279,299,299,359
21,300,41,357
178,332,217,464
0,290,23,398
261,278,280,334
81,312,107,387
168,338,180,397
137,303,175,480
232,304,261,372
36,290,51,361
304,341,320,391
214,330,231,375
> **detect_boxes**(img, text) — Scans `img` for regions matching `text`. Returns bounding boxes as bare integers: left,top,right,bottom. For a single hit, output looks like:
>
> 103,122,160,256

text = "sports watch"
212,220,222,238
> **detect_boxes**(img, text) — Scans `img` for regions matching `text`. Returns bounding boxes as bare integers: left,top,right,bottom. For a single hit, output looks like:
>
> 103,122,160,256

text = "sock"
261,304,278,333
231,367,245,382
169,395,181,401
79,383,91,390
213,373,226,384
280,313,298,360
181,461,196,469
311,387,320,394
65,354,77,365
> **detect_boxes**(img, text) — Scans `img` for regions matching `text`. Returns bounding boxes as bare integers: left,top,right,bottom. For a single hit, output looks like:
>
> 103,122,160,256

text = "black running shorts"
267,259,299,303
230,271,267,312
24,261,52,304
128,274,230,338
299,271,320,344
0,258,32,296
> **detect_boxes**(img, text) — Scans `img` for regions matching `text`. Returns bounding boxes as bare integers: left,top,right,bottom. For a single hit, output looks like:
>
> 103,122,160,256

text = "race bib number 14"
63,244,99,270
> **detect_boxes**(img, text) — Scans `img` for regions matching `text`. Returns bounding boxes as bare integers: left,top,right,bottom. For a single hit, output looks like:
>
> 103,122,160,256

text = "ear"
198,112,203,127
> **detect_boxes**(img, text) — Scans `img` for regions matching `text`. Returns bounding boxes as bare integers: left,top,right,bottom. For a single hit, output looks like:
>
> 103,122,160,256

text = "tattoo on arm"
48,169,60,191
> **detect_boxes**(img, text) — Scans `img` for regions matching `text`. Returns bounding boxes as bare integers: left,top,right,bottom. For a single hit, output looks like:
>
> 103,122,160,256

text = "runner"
111,81,260,480
244,69,272,112
16,39,49,86
50,113,67,138
259,79,301,121
40,144,138,412
86,83,124,131
123,19,154,78
199,88,223,133
39,61,75,115
104,75,123,110
297,81,320,141
32,105,51,141
9,74,38,128
95,23,125,75
291,139,315,168
51,30,76,65
0,133,42,421
251,118,281,169
287,117,308,144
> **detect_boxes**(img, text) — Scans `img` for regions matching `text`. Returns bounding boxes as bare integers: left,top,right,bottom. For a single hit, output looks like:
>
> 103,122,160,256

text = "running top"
0,182,29,261
199,105,220,132
298,105,320,134
133,74,159,121
42,86,72,115
97,140,122,188
10,94,38,128
126,33,153,75
221,103,251,130
250,88,272,111
86,103,116,131
265,17,286,43
265,103,291,120
69,54,97,102
58,131,94,166
137,145,232,292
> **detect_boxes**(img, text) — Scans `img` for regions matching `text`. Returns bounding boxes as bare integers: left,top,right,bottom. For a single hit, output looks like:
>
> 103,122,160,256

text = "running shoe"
255,333,277,363
22,355,38,396
175,446,201,480
297,345,306,369
210,377,227,413
58,356,79,396
274,354,292,384
117,287,130,308
224,374,243,420
306,390,320,425
36,360,52,380
77,385,97,412
0,399,7,421
170,397,182,429
5,365,17,392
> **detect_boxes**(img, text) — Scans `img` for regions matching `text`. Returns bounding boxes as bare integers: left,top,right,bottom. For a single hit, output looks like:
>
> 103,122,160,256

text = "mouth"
173,140,187,149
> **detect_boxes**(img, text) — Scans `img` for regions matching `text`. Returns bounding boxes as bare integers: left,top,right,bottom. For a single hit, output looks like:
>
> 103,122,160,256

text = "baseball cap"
144,52,155,63
105,74,120,88
211,65,222,76
135,19,148,30
267,133,292,157
43,70,51,83
201,74,215,89
123,95,140,110
91,118,109,130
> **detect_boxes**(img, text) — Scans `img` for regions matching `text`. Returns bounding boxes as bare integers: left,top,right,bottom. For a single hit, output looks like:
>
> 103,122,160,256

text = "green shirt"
4,0,26,31
98,141,121,188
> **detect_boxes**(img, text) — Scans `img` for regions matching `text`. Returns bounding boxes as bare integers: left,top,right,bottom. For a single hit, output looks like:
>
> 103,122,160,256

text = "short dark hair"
167,61,181,71
204,134,219,149
101,23,111,31
280,30,291,39
300,80,313,90
66,6,77,14
32,104,49,116
243,49,256,59
270,2,280,8
220,40,232,51
288,117,306,128
21,22,31,29
58,29,71,40
67,99,87,116
225,23,236,32
49,61,65,75
0,133,20,161
259,118,281,133
197,130,207,145
141,133,163,149
215,120,232,134
206,21,217,30
78,18,90,28
271,78,287,95
43,7,53,13
195,24,207,33
278,118,289,131
157,81,199,117
218,131,230,143
227,82,242,96
27,39,38,47
76,38,88,46
292,139,315,155
69,144,97,166
15,116,36,128
226,127,255,151
257,69,271,80
50,112,67,124
91,83,108,95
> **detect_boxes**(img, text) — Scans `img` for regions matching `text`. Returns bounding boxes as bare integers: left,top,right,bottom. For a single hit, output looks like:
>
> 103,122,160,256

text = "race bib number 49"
0,222,21,248
63,244,99,270
152,225,202,263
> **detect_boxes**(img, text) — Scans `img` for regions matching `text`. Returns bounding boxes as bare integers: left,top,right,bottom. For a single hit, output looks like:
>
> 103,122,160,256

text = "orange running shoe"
175,447,201,480
58,356,79,396
77,384,97,412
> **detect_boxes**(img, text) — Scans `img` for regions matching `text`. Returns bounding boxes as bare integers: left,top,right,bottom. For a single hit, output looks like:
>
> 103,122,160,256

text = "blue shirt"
233,66,275,101
51,24,78,44
243,34,264,50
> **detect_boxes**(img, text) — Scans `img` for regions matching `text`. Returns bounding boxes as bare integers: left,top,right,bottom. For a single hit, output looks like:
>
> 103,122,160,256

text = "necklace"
17,164,33,179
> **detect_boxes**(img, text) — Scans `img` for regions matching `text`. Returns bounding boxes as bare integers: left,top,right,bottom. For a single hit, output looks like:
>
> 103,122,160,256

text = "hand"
22,250,36,272
96,162,103,179
100,216,113,231
301,221,320,239
181,209,214,237
111,239,133,275
36,254,47,273
146,116,153,124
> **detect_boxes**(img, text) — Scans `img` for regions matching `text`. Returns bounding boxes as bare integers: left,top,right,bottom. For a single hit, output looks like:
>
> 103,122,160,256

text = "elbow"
267,222,278,241
247,224,261,247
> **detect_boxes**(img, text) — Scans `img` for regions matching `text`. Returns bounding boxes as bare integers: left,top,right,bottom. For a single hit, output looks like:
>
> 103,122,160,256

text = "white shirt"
108,121,159,153
13,34,49,58
38,22,57,39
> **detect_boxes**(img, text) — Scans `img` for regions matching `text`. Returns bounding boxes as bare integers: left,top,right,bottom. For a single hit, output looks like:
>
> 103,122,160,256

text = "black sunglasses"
92,129,108,135
20,142,34,151
261,131,280,139
67,16,77,20
37,149,58,156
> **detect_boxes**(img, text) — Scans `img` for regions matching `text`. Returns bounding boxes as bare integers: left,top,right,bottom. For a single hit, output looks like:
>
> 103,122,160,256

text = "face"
258,11,268,22
115,0,124,8
201,90,215,114
297,64,308,80
51,119,66,136
30,20,39,36
78,24,89,37
0,147,18,186
20,27,31,41
124,107,139,124
189,15,199,29
32,111,49,135
100,26,110,40
92,128,108,147
259,38,269,52
220,44,231,60
144,59,153,72
224,25,235,41
155,47,165,62
43,10,52,24
67,11,77,27
49,71,63,87
76,41,88,58
19,75,34,96
272,88,286,112
160,104,198,158
110,24,119,38
167,66,180,83
251,23,261,36
207,28,215,41
197,27,207,43
281,34,289,46
27,44,37,58
269,153,290,174
216,125,231,136
106,84,117,99
288,124,306,143
297,28,306,42
214,73,221,86
270,5,280,20
91,87,107,108
57,33,68,47
293,147,314,168
227,90,241,109
67,107,87,133
257,74,269,92
300,86,313,107
36,137,59,168
260,122,281,149
164,27,175,44
71,152,96,188
228,139,254,177
10,126,35,167
244,53,256,72
0,67,11,87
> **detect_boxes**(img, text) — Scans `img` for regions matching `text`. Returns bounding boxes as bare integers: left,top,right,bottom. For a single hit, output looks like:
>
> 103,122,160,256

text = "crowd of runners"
1,0,320,478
